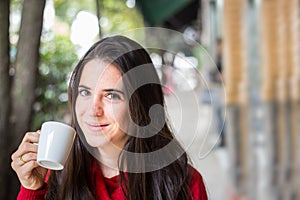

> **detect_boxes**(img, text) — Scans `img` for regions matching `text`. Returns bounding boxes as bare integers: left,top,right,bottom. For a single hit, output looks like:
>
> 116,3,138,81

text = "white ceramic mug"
37,121,76,170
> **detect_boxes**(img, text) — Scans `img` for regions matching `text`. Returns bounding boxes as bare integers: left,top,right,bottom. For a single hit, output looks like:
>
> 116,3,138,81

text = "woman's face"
75,59,129,149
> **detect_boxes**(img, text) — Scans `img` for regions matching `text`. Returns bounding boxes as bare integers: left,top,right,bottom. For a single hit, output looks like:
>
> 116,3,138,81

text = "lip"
85,122,109,132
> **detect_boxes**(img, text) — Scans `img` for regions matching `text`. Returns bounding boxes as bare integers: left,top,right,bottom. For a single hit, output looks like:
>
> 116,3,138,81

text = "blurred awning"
136,0,200,30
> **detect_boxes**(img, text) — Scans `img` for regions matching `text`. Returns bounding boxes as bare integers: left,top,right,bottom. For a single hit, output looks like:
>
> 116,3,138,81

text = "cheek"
112,105,129,126
75,98,85,119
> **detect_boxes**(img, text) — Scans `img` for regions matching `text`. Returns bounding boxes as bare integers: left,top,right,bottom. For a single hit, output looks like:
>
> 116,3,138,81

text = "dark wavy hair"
46,35,192,200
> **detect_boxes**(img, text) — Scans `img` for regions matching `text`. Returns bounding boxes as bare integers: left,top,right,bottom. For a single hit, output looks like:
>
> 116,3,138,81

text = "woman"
11,36,208,200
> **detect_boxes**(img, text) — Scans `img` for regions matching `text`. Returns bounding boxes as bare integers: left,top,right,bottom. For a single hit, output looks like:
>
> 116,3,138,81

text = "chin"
85,136,109,148
88,141,108,148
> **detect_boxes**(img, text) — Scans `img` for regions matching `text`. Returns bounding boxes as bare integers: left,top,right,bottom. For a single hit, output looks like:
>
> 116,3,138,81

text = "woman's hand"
11,131,47,190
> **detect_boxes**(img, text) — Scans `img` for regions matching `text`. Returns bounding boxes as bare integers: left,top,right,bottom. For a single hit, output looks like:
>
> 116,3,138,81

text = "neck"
97,144,122,178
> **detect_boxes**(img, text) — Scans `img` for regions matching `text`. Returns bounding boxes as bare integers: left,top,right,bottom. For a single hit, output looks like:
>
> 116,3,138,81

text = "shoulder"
188,165,208,200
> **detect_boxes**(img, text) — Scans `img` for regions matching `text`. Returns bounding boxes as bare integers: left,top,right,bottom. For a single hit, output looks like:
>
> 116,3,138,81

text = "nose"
92,96,104,116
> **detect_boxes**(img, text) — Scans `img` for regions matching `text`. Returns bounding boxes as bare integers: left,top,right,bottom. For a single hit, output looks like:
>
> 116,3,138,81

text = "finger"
18,161,47,190
22,131,40,144
11,150,25,162
11,154,27,170
19,161,45,180
11,131,40,161
19,152,37,164
22,161,40,174
14,143,39,159
17,161,38,181
11,151,18,161
12,154,27,168
11,157,20,170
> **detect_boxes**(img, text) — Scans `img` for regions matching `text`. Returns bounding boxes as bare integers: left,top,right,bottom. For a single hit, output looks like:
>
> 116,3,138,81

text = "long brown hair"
46,36,192,199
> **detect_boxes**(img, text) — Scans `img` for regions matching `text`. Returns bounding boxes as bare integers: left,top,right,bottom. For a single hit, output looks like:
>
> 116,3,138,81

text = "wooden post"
276,0,292,199
222,0,249,198
260,0,281,199
289,0,300,199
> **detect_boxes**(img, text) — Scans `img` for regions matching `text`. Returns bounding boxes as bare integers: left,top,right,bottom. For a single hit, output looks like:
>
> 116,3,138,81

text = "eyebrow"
78,85,124,94
78,85,90,90
102,89,125,95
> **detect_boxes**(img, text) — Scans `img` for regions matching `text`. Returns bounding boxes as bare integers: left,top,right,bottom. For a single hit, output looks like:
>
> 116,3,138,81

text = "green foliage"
54,0,144,37
32,34,78,129
54,0,96,25
100,0,144,35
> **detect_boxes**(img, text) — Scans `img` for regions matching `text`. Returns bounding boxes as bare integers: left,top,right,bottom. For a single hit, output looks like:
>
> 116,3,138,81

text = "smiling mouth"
99,124,109,128
86,123,109,131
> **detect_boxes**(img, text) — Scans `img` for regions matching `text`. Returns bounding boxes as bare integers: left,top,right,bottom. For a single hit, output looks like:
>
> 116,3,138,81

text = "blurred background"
0,0,299,199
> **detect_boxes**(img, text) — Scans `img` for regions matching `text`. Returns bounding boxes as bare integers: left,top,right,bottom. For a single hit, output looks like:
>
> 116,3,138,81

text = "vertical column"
260,1,300,199
289,0,300,199
260,0,280,199
222,0,249,198
277,0,292,199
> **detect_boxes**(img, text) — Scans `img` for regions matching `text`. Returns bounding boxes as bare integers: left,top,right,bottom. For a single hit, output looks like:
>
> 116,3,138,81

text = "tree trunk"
8,0,46,198
0,0,11,199
96,0,102,38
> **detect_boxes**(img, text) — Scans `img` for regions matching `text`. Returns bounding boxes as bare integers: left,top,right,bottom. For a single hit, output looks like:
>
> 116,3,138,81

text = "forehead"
79,60,122,88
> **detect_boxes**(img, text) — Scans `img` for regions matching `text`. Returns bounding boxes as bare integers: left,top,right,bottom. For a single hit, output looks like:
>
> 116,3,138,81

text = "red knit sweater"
17,162,208,200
